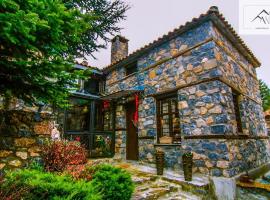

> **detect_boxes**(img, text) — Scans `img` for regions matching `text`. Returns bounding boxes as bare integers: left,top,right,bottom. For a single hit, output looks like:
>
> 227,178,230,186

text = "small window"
126,61,138,76
99,80,106,94
156,93,181,143
232,91,243,133
84,79,99,94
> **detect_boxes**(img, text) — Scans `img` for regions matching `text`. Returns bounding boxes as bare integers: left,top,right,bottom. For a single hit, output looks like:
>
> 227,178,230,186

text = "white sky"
87,0,270,86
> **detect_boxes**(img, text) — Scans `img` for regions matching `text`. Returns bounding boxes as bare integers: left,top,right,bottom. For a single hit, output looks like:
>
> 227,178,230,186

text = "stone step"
161,176,209,197
159,190,203,200
132,174,158,184
132,178,180,200
132,187,172,200
133,180,205,200
115,162,211,199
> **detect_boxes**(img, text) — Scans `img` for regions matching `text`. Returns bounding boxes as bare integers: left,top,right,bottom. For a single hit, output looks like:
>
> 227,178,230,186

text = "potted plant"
182,152,193,181
156,150,165,175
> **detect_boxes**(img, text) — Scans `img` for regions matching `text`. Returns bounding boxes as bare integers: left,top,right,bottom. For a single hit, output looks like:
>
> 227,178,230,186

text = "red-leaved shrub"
65,164,94,181
42,140,87,172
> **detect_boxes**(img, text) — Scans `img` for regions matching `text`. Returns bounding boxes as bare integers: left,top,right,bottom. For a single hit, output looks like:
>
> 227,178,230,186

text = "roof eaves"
210,13,261,68
103,7,261,73
74,61,103,75
103,14,211,73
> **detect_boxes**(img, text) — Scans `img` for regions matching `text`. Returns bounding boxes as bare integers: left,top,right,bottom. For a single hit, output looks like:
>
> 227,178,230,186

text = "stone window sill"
154,143,182,147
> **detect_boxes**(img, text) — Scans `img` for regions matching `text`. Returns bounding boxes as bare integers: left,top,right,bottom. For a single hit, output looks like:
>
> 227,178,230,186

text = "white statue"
51,122,60,141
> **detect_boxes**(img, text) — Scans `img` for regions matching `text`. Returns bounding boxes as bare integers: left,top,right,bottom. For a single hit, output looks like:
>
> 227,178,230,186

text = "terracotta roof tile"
75,60,101,72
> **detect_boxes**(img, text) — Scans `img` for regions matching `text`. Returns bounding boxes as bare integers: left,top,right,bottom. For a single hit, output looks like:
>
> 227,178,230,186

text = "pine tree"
0,0,128,108
259,80,270,111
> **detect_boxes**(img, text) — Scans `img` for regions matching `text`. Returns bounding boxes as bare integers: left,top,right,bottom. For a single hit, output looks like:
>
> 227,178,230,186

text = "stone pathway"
114,162,211,200
89,159,270,199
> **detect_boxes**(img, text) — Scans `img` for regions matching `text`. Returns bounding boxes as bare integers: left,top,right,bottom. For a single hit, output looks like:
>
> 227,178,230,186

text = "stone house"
96,6,269,177
2,6,269,178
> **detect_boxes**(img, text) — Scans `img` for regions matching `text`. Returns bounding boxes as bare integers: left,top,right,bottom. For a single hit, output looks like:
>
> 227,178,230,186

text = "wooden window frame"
156,92,181,143
64,97,91,133
125,61,138,76
99,80,106,95
94,101,114,132
232,90,243,133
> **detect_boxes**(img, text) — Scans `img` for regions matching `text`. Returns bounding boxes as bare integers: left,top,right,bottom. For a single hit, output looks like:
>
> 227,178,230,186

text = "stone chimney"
111,35,129,63
208,6,219,14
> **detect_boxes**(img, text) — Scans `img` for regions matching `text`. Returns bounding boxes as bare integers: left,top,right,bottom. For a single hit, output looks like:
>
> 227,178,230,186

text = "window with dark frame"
99,80,106,94
65,98,90,132
84,78,99,94
156,94,181,143
126,61,138,76
232,90,243,133
94,101,113,131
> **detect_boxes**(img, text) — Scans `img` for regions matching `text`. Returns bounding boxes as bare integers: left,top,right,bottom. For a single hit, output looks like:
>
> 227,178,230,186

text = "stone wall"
0,110,52,171
106,21,217,94
178,79,270,177
114,105,126,159
105,20,269,177
182,139,270,177
178,80,234,136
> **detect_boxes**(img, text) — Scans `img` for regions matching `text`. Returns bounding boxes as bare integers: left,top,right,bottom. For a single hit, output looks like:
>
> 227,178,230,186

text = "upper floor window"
126,61,138,76
232,90,243,133
156,93,181,143
84,79,99,94
77,78,100,95
99,80,106,95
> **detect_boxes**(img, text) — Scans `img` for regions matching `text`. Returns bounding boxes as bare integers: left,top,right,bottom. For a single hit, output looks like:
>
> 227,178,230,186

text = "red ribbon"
133,94,139,124
103,100,110,110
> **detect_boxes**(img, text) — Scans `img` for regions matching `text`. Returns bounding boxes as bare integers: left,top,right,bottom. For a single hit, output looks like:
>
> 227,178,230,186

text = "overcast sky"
87,0,270,86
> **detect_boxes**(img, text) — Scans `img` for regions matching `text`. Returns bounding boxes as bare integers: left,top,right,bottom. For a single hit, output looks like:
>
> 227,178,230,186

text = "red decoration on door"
133,94,139,125
103,100,110,110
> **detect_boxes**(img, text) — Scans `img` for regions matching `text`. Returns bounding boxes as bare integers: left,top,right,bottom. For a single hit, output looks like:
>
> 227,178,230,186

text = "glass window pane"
171,99,176,113
94,102,103,131
162,102,169,114
104,111,111,130
94,101,113,131
66,98,90,131
84,79,99,94
161,115,170,136
158,94,181,143
172,114,180,134
126,61,138,76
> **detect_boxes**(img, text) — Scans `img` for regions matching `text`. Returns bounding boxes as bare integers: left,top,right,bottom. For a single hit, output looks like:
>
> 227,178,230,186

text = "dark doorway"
126,101,138,160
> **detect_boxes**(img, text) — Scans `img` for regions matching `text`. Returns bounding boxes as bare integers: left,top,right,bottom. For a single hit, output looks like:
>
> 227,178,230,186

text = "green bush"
1,169,101,200
91,164,134,200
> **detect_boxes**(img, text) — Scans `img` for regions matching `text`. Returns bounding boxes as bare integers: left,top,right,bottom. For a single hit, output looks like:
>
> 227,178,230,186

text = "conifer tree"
0,0,128,107
259,80,270,111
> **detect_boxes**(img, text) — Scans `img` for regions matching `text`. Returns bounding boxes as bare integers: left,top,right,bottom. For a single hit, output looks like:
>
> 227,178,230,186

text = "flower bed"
0,140,134,200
